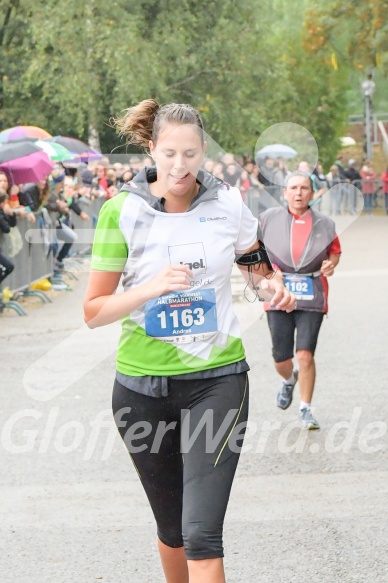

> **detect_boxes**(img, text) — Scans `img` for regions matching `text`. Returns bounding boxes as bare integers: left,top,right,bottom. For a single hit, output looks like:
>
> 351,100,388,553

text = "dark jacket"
345,167,362,187
0,209,17,233
19,184,41,212
44,192,83,225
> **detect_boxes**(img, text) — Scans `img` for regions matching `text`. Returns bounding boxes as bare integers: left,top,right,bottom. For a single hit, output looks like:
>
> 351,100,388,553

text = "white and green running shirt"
91,173,258,377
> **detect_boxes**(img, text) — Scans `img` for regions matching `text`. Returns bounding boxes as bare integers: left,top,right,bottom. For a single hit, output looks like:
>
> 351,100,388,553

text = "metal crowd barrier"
359,178,386,214
0,197,107,314
0,196,107,293
0,211,54,294
70,196,106,255
335,179,385,214
358,179,384,196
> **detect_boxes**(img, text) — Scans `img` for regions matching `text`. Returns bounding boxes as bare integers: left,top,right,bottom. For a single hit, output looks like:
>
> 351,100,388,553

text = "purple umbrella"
0,125,52,143
0,143,53,185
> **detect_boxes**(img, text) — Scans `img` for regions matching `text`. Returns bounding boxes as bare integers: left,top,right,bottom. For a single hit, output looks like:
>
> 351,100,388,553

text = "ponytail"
114,100,204,151
114,99,160,149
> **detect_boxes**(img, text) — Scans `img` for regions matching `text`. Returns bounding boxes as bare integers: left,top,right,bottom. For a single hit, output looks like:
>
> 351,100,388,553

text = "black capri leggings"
267,309,324,362
112,372,248,560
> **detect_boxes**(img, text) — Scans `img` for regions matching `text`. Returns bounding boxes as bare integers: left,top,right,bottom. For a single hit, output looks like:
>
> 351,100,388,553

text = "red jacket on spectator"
381,170,388,194
360,165,376,195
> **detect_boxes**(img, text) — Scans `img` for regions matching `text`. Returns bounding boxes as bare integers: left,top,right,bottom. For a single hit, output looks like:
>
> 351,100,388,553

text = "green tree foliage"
270,37,349,166
0,1,38,126
304,0,388,75
0,0,355,166
304,0,388,115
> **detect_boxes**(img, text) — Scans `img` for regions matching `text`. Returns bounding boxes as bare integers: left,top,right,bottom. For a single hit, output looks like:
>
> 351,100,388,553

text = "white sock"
300,401,311,410
283,372,295,385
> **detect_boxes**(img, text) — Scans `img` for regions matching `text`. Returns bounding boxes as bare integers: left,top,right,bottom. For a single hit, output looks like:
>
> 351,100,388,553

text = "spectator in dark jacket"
223,162,241,187
45,177,89,268
344,159,361,187
0,171,35,223
258,157,275,188
343,159,362,215
0,191,16,286
20,178,50,212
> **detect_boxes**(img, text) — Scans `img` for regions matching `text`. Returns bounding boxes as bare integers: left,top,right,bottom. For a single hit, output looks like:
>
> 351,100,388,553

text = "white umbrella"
35,139,76,161
256,144,298,159
340,136,357,147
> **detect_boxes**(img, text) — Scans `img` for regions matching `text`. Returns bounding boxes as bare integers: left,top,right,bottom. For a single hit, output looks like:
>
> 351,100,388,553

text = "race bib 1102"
283,274,314,300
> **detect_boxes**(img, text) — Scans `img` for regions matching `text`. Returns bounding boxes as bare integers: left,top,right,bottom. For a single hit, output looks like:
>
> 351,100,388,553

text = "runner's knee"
296,349,314,366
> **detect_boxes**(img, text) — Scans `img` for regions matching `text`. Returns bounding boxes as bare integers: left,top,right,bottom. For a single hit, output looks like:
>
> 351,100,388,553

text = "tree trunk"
88,122,101,151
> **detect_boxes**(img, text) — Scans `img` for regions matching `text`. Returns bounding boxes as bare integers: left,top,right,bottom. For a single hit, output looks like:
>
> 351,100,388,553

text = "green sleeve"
90,195,128,271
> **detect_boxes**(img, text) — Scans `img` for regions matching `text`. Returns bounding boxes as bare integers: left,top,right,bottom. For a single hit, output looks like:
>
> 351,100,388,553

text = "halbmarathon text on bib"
283,274,314,301
145,289,218,343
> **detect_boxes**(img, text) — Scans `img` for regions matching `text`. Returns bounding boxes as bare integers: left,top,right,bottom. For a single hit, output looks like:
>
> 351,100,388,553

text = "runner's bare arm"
84,264,193,328
321,254,340,277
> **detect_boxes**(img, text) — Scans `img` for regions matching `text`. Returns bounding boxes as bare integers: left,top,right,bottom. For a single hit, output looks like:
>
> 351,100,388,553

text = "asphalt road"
1,214,388,583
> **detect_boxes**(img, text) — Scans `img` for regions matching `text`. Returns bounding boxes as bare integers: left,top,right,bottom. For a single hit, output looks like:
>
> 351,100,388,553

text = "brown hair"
114,99,204,150
39,178,50,201
0,171,9,187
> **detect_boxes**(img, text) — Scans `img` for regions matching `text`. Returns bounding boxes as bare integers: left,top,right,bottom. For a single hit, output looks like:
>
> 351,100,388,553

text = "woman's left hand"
261,278,296,312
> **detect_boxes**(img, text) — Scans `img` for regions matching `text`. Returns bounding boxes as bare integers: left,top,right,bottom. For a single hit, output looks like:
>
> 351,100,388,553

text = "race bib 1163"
145,288,218,343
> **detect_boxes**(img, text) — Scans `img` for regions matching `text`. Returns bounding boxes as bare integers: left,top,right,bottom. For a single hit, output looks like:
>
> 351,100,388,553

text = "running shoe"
299,407,320,430
276,370,298,410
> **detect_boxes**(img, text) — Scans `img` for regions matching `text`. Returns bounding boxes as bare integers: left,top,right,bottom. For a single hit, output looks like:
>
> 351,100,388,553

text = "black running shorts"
112,372,248,560
266,310,324,362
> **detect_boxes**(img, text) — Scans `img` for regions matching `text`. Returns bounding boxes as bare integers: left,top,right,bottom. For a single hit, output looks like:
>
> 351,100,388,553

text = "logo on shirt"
168,242,207,275
180,258,205,270
199,216,227,222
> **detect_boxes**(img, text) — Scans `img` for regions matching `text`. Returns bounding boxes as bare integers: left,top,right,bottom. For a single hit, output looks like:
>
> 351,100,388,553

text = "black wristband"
235,241,273,270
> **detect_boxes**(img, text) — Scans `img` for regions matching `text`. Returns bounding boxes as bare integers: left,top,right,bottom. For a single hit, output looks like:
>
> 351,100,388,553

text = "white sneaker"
299,407,320,430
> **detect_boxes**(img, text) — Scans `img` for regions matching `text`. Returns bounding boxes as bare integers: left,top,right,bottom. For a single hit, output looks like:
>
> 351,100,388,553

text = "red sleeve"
329,235,341,255
99,176,109,191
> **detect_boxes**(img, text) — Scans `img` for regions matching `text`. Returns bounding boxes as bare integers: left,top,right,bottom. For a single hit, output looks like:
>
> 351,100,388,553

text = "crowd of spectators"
0,151,387,311
201,153,387,217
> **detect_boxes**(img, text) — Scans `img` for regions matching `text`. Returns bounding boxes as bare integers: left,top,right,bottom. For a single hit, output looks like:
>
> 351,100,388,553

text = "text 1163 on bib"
145,289,218,343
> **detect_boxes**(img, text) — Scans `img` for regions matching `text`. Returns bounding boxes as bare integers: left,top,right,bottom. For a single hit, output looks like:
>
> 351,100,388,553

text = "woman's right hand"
85,264,194,329
148,264,193,298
